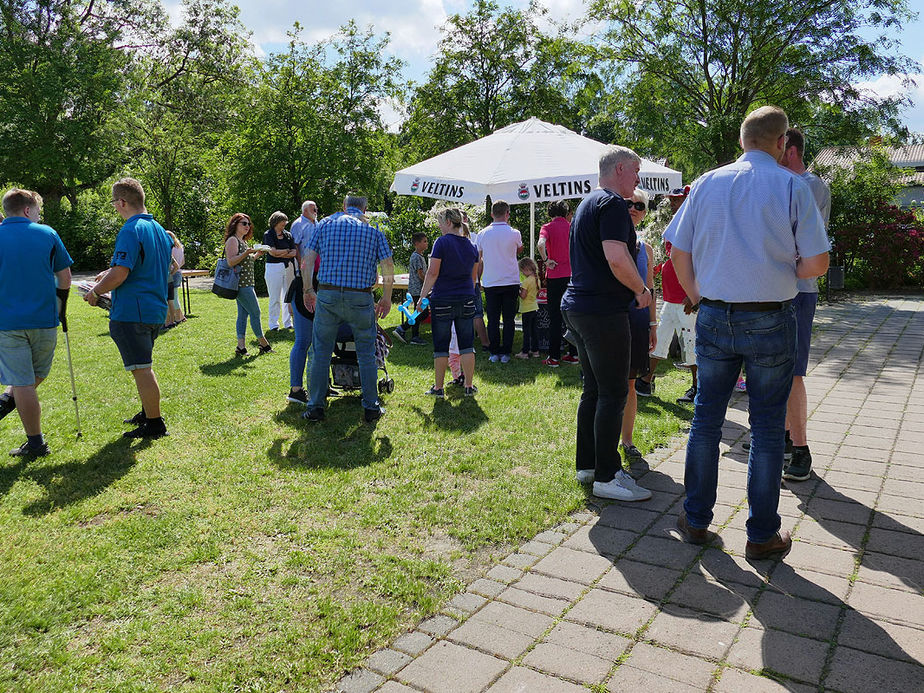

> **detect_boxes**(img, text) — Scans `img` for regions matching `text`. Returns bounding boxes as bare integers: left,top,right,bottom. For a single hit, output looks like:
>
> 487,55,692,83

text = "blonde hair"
740,106,789,148
436,207,463,228
2,189,42,217
632,188,649,206
112,178,145,208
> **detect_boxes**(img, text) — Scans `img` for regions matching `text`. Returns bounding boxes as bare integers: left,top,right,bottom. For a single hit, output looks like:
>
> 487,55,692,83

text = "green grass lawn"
0,291,693,692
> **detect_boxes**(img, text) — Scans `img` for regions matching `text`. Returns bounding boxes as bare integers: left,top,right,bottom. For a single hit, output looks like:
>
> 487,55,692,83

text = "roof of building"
813,144,924,171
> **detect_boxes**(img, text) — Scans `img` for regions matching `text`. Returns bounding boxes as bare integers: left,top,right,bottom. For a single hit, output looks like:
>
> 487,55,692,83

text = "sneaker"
576,469,595,484
530,351,540,358
302,408,325,422
123,410,146,425
451,375,465,387
542,358,560,367
425,386,445,398
634,378,653,397
464,385,478,397
500,355,510,363
735,377,747,392
561,354,580,364
123,420,169,439
392,327,406,343
593,472,652,501
409,337,426,345
783,447,812,481
514,352,529,359
287,389,308,405
9,440,49,457
364,404,385,422
621,444,649,477
0,393,15,422
673,361,692,371
488,355,500,363
676,386,696,404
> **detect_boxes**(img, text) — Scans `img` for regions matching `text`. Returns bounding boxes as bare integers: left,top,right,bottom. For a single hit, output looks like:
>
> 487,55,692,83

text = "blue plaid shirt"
309,207,392,289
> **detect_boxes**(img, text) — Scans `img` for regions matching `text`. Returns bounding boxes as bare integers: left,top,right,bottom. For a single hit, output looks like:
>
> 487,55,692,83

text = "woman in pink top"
537,200,578,365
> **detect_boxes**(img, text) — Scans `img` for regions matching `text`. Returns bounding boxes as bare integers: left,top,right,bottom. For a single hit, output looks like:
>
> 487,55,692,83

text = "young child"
448,323,463,386
394,232,429,345
516,257,540,358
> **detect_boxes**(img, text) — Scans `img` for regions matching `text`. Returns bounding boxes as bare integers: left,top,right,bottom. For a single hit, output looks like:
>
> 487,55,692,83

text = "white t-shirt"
476,222,522,287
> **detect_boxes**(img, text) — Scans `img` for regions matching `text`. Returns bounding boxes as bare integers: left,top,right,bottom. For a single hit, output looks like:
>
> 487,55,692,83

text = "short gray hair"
301,200,314,214
599,146,641,179
344,194,367,211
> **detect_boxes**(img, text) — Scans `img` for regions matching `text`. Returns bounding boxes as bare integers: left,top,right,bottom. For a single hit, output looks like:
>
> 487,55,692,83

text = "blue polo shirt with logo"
0,216,73,330
110,214,173,324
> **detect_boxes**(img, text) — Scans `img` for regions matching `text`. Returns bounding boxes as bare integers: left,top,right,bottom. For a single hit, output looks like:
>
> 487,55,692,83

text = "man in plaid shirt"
302,194,394,423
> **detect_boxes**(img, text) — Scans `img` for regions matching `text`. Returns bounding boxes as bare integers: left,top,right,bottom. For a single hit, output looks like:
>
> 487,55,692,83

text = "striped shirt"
664,150,830,302
309,208,392,289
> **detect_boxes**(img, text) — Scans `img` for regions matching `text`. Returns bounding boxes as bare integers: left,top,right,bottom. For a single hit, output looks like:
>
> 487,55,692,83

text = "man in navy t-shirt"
561,146,653,501
0,189,73,457
85,178,173,439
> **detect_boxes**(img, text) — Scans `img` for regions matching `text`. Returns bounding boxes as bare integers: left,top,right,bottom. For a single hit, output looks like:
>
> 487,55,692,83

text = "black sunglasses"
626,201,646,211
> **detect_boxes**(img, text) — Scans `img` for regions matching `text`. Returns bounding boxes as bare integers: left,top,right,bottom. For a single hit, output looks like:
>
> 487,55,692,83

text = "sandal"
258,343,274,354
235,346,248,356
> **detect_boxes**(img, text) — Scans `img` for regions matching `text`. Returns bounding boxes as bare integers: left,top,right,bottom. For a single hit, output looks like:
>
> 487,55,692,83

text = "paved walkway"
334,296,924,693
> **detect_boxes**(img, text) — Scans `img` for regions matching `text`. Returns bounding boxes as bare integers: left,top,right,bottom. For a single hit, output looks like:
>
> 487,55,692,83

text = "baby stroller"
330,323,395,396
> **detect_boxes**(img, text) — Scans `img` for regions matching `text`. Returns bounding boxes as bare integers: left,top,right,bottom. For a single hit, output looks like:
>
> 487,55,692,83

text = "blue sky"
198,0,924,133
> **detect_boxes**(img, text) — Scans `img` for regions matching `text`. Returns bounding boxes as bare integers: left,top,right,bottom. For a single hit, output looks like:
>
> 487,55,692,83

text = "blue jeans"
308,289,379,411
289,300,312,389
684,302,796,543
236,286,264,340
430,296,476,358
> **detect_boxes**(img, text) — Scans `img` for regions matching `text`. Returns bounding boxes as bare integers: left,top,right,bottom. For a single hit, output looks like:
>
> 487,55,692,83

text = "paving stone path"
334,296,924,693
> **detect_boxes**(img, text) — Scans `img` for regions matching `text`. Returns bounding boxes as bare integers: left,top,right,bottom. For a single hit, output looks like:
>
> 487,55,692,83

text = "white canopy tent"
390,117,683,257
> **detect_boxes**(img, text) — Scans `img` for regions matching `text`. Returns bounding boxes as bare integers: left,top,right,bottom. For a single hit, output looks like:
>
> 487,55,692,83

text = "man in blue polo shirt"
85,178,173,439
665,107,829,560
0,189,73,457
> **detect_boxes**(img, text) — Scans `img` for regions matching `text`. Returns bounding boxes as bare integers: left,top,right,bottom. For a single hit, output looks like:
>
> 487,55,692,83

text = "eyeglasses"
239,220,251,226
627,201,646,211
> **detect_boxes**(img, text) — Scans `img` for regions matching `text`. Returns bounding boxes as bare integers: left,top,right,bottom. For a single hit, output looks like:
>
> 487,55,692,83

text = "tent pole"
530,202,535,260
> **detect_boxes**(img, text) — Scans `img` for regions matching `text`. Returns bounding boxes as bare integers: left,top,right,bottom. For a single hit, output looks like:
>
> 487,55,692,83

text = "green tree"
400,0,592,163
222,22,403,222
589,0,919,174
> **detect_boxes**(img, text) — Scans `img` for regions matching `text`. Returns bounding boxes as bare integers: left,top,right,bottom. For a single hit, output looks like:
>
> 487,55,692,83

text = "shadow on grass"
16,437,152,516
199,353,262,377
267,398,393,470
409,396,489,433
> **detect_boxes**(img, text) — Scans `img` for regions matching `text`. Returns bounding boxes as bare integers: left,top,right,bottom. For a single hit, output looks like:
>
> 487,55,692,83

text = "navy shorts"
110,320,160,371
793,292,817,377
628,309,651,380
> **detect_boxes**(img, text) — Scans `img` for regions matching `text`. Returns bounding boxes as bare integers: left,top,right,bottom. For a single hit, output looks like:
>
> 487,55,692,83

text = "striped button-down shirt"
664,150,830,302
309,207,392,289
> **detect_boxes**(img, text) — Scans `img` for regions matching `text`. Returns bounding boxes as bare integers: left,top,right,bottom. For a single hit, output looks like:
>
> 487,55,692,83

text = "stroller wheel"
385,378,395,393
377,378,387,394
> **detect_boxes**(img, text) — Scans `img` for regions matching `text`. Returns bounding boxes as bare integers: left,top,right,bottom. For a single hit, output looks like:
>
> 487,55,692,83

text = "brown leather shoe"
676,511,715,545
745,531,792,560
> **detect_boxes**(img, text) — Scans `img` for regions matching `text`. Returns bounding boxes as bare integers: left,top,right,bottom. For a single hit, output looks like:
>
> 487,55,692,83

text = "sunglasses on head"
627,201,646,211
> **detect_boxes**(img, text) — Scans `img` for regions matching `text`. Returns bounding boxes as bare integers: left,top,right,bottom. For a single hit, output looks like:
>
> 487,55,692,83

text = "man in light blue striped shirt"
664,106,830,561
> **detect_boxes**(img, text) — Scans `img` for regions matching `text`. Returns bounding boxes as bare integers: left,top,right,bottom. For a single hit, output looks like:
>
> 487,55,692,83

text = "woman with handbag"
223,213,273,356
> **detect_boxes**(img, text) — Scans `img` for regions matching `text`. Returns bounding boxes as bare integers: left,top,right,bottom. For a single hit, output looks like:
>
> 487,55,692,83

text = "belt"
701,298,791,312
318,283,373,294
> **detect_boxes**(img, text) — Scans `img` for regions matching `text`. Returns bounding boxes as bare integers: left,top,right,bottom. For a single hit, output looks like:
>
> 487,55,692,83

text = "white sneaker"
593,474,652,501
576,469,595,484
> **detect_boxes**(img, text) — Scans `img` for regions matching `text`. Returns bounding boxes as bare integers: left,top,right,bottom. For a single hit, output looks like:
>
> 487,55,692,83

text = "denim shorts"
172,270,183,288
0,328,58,386
109,320,160,371
473,284,484,318
792,292,817,377
430,296,476,357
